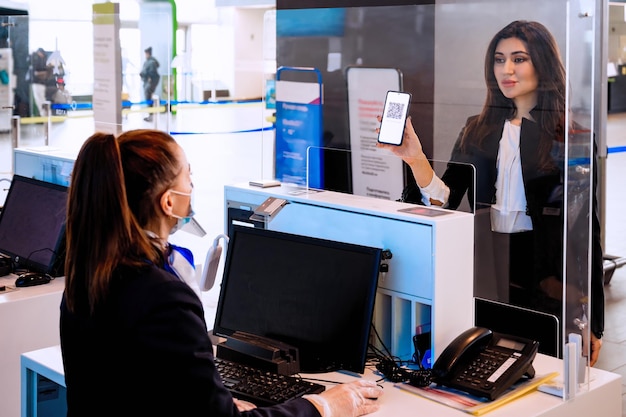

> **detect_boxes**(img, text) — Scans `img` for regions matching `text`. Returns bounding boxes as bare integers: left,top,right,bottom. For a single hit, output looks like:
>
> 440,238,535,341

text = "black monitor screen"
213,225,382,374
0,175,68,275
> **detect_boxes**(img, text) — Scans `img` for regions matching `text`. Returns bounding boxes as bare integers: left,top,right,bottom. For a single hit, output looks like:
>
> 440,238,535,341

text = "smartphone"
377,90,412,146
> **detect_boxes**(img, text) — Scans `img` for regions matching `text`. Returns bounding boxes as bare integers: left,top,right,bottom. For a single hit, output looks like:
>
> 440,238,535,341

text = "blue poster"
275,68,324,189
275,101,323,188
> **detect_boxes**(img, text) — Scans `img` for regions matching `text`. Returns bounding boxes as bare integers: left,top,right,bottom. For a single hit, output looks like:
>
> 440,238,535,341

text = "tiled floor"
596,113,626,415
597,264,626,415
2,107,626,413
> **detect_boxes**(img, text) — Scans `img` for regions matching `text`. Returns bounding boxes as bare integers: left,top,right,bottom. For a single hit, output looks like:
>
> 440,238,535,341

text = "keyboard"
215,357,326,407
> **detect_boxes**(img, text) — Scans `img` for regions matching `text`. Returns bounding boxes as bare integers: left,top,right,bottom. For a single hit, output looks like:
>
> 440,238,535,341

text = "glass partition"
3,5,274,269
274,0,598,398
303,146,476,213
563,0,596,396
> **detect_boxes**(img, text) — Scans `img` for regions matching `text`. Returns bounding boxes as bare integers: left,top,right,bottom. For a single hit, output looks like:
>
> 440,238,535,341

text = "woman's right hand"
375,115,434,188
375,116,425,165
304,380,383,417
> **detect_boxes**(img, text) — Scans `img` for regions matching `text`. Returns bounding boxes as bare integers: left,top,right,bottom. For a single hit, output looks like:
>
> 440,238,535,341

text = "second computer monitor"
213,225,382,374
0,175,68,276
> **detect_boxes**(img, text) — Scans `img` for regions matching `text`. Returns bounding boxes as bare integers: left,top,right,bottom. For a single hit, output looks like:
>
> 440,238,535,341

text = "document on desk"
395,372,558,415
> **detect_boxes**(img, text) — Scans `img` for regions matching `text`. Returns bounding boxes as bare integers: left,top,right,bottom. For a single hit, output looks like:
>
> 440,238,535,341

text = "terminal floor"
599,113,626,415
1,108,626,414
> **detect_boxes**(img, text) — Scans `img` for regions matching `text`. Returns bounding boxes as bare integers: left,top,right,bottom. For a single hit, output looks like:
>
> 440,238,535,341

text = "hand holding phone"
377,90,411,146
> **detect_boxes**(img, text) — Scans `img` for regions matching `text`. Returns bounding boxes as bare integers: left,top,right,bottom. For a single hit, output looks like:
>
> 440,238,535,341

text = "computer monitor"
0,175,68,276
213,224,382,374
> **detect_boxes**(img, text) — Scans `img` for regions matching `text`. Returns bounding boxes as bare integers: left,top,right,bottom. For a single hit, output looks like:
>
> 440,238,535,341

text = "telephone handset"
432,326,539,400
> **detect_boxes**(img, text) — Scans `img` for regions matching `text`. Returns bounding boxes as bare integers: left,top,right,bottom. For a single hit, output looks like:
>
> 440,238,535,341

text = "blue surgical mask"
169,189,194,235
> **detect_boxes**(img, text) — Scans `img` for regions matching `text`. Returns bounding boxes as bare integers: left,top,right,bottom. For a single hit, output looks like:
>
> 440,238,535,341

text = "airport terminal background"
1,0,626,415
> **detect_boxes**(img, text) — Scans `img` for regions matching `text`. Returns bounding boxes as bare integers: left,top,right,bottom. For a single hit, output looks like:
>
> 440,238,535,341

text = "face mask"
168,189,194,235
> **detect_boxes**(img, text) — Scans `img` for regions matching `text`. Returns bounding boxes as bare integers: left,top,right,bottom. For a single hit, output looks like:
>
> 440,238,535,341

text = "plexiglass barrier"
272,0,599,399
301,147,476,213
3,6,274,272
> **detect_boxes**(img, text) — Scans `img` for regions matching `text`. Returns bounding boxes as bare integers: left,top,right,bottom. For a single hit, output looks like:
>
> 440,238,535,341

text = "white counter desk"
224,183,475,364
21,344,621,417
0,274,65,417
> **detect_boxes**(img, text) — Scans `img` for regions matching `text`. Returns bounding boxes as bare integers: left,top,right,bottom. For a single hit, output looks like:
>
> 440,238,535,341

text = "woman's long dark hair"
64,130,181,314
461,20,566,169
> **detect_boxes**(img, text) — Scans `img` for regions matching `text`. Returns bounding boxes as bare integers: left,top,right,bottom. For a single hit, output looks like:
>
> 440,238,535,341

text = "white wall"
232,7,272,99
19,0,275,100
609,4,626,63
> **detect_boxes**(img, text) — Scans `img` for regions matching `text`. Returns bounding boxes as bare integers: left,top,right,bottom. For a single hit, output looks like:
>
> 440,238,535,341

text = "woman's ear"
159,190,174,217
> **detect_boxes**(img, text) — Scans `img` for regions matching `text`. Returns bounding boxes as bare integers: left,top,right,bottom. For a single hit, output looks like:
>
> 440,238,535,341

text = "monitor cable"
368,323,433,387
15,247,59,277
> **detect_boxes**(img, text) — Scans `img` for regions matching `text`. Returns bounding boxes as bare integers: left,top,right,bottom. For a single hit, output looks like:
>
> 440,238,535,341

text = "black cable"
369,321,395,359
0,177,11,211
296,376,342,386
412,335,426,370
368,322,433,387
20,247,58,276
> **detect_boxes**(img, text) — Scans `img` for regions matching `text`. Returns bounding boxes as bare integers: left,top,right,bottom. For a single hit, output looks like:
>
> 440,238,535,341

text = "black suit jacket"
60,264,321,417
403,114,604,338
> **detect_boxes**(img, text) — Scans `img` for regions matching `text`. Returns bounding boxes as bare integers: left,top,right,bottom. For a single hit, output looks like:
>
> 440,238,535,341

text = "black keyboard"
215,357,325,407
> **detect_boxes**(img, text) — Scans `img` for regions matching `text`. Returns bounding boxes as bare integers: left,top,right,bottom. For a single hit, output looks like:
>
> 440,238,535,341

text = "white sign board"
347,67,405,200
93,2,122,134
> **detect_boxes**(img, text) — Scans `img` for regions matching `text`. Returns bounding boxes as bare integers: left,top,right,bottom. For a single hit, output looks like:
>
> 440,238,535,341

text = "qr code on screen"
386,102,405,119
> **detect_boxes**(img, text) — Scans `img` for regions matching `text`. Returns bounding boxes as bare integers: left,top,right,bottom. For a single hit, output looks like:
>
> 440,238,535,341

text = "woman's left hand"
589,332,602,367
233,398,257,411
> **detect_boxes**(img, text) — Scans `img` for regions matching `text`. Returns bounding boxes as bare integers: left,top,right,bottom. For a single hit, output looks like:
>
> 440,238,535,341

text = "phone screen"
377,91,411,146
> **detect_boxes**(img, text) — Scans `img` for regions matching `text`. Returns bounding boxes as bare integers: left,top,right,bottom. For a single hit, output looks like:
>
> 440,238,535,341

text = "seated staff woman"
60,129,383,416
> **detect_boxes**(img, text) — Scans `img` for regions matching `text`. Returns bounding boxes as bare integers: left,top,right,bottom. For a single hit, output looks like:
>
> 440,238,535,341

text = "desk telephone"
431,326,539,400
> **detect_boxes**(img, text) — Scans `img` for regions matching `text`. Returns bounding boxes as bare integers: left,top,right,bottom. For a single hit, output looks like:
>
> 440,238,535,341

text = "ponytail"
65,132,158,314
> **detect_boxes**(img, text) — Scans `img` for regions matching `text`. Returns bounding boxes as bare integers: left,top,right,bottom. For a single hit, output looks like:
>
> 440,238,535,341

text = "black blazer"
60,264,321,417
402,114,604,338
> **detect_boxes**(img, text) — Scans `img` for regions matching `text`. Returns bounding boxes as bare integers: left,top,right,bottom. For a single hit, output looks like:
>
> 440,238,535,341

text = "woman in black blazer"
60,129,383,416
378,20,604,366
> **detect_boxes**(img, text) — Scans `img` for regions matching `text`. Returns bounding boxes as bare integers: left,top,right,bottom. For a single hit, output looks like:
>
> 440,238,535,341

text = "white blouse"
419,120,533,233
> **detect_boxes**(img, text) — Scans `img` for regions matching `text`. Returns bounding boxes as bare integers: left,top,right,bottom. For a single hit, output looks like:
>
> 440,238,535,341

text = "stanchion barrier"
10,115,20,174
151,94,159,128
42,101,51,146
11,115,20,149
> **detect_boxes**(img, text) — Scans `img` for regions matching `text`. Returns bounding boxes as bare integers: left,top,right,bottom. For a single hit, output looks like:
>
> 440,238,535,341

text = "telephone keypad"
454,348,520,391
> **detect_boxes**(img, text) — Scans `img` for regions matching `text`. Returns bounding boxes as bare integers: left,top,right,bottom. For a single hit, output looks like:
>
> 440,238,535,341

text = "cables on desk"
368,323,433,387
